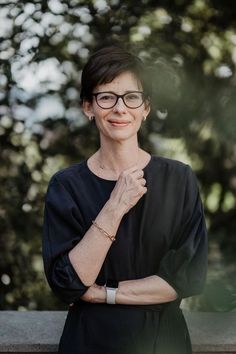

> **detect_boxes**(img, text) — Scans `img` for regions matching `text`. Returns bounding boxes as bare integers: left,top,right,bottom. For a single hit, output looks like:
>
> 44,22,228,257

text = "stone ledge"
0,311,236,353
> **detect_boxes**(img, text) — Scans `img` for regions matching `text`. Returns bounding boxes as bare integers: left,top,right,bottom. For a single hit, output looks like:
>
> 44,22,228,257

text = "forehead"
95,71,142,92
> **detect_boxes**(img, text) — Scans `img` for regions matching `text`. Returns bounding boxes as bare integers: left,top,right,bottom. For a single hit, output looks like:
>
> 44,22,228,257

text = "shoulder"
48,160,87,187
151,155,192,175
149,155,198,188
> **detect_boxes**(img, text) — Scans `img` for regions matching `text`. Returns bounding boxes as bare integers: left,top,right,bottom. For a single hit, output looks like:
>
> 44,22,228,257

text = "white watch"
105,287,117,304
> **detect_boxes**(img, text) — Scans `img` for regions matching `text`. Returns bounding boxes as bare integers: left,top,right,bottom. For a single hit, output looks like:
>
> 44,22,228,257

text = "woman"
42,46,208,354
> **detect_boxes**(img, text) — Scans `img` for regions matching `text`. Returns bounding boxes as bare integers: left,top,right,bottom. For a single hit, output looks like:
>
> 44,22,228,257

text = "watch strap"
106,287,117,304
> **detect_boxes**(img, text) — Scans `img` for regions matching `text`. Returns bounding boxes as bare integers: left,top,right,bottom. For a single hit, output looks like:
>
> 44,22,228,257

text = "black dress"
42,155,208,354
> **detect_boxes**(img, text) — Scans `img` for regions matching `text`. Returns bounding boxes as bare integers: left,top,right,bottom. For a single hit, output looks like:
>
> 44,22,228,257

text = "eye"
98,94,115,101
125,93,141,100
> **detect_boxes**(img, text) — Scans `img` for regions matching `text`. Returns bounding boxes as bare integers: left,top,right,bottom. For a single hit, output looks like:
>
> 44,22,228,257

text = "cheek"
135,110,145,121
93,111,110,129
96,110,115,124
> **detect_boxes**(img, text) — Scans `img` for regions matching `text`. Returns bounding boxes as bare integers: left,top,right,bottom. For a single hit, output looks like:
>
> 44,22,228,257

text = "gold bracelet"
92,220,116,242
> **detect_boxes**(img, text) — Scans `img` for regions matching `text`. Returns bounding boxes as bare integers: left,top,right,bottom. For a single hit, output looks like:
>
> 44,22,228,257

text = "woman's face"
83,71,150,143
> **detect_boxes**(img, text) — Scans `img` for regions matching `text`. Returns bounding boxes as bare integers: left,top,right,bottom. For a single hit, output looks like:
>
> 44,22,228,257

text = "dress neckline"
85,155,153,182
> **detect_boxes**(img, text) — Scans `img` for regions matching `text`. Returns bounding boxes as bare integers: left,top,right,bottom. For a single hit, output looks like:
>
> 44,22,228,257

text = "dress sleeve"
42,176,89,304
157,166,208,299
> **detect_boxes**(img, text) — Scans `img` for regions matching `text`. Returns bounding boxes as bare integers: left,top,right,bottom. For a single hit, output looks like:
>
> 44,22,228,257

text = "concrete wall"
0,311,236,353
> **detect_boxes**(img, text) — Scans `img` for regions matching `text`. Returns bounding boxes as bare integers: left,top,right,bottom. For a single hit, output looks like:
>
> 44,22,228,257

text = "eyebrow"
93,90,143,94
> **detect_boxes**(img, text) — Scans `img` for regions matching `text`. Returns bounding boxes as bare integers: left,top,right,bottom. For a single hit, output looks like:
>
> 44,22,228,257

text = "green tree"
0,0,235,310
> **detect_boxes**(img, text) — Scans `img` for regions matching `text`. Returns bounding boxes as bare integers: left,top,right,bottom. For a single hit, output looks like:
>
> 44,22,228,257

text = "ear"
143,100,151,117
82,100,95,119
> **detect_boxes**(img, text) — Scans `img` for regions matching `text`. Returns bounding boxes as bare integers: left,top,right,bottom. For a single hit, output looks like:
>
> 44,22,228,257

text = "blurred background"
0,0,236,311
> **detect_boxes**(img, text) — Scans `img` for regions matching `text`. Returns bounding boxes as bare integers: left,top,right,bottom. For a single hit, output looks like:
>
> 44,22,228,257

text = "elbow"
46,257,89,304
168,290,178,302
159,287,178,303
168,285,178,301
155,275,178,303
48,274,89,304
51,284,88,304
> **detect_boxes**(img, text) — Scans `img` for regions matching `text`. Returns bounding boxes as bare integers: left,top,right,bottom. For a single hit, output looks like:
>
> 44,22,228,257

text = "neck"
98,139,141,174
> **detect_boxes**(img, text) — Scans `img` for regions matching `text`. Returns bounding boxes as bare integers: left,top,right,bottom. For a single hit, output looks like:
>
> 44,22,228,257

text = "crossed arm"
68,195,178,306
80,275,177,305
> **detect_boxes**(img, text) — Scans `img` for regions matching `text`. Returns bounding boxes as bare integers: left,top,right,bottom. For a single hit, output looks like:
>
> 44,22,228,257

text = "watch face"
106,279,119,288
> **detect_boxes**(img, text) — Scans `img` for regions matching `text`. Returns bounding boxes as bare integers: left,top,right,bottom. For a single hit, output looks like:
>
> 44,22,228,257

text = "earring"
89,116,95,121
143,116,146,121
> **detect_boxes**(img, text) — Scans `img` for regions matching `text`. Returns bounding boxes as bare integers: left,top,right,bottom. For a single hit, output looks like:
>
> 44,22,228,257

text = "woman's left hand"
81,283,106,303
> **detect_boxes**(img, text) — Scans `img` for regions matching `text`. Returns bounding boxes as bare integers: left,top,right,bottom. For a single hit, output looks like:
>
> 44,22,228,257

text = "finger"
122,165,139,174
137,171,144,179
142,186,147,194
119,167,144,181
132,169,144,179
139,178,146,186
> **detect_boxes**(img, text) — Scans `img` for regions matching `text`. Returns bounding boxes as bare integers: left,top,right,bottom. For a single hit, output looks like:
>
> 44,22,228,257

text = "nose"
113,97,127,112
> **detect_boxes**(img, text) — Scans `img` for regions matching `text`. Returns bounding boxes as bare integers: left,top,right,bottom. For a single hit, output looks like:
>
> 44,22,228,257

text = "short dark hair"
80,46,151,103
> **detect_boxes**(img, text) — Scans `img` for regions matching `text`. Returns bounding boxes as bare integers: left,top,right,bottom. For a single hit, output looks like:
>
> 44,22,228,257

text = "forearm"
116,275,178,305
68,165,147,288
81,275,178,305
69,199,124,287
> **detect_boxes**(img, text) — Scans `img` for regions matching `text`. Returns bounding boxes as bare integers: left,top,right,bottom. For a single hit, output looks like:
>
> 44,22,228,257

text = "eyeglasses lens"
96,92,143,109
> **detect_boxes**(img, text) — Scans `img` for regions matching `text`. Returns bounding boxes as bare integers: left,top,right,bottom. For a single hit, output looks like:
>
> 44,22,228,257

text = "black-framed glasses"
92,91,146,109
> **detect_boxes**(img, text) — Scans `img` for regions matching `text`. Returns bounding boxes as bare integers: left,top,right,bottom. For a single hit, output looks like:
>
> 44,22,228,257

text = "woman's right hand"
109,166,147,215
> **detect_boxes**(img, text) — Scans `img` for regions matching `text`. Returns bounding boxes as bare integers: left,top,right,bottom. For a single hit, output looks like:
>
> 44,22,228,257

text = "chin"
107,131,138,142
99,125,140,142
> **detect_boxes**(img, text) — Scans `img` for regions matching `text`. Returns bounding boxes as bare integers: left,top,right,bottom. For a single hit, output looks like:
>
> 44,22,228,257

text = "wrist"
101,285,107,303
106,198,126,219
94,285,106,303
105,286,118,304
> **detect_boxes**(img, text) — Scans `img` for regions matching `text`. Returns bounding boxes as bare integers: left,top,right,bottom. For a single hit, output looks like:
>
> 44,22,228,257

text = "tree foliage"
0,0,236,310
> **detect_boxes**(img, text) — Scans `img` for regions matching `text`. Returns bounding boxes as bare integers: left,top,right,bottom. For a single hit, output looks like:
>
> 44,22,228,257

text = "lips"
108,119,130,126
